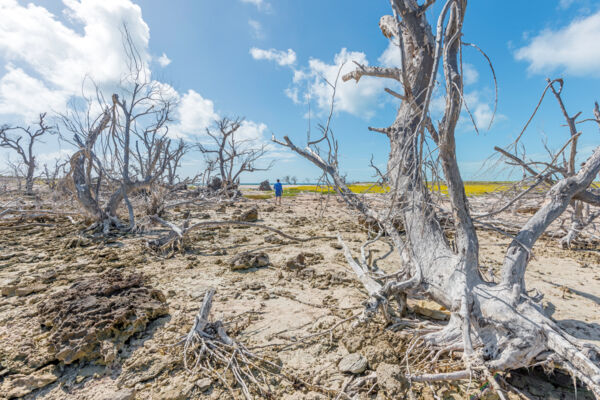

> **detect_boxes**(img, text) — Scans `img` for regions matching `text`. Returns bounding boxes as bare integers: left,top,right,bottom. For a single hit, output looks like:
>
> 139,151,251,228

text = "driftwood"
182,288,278,399
148,215,336,253
181,289,351,399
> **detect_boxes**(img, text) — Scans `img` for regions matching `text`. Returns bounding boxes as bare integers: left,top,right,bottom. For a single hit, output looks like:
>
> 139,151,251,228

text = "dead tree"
42,158,69,191
4,159,25,192
494,81,600,248
198,117,273,194
163,138,189,187
282,175,297,185
274,1,600,396
60,26,176,234
0,113,54,195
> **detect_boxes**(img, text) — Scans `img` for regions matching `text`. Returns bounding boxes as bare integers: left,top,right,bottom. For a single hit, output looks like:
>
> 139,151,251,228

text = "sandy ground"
0,191,599,399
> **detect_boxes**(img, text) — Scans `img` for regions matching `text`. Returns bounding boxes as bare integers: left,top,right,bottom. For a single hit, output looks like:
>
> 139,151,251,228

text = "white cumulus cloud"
515,11,600,77
463,90,502,131
0,0,150,120
170,90,219,138
0,65,68,121
157,53,171,67
378,40,402,68
250,47,296,66
289,48,389,119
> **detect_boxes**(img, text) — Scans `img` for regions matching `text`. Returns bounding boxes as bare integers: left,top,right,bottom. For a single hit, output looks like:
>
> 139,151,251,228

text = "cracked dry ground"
1,193,600,399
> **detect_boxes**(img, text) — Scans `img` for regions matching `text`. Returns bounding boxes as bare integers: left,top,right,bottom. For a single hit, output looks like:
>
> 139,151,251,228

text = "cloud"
289,48,389,119
37,149,73,164
240,0,272,13
462,90,502,131
240,0,263,6
170,90,219,138
515,11,600,77
378,41,402,68
0,0,217,137
157,52,171,67
430,86,502,132
462,63,479,85
559,0,576,9
248,19,265,39
0,65,68,121
172,92,289,160
0,0,150,120
237,120,267,142
0,0,287,178
250,47,296,66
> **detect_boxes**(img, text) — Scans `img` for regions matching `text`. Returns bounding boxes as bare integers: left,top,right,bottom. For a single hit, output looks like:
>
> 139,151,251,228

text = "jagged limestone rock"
37,270,168,365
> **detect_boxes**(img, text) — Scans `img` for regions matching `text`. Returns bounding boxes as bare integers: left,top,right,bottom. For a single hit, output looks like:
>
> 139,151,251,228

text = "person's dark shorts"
275,192,282,197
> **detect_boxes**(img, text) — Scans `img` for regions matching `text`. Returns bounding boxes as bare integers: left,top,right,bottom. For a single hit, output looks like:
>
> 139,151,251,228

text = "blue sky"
1,0,600,183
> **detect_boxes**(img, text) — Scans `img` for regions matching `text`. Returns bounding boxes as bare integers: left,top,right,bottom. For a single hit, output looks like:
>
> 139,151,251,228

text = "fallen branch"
148,215,336,253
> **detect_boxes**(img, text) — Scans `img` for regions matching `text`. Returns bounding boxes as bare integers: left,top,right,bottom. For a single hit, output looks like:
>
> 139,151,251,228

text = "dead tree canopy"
60,26,178,234
494,79,600,248
163,138,191,187
0,113,54,195
42,158,69,191
198,117,273,194
274,0,600,396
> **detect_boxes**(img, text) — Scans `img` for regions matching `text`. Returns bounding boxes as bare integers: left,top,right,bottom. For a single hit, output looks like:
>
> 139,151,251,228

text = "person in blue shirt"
273,179,283,205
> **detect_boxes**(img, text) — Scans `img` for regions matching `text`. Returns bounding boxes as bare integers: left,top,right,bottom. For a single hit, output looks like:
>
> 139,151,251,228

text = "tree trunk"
274,1,600,395
25,162,35,195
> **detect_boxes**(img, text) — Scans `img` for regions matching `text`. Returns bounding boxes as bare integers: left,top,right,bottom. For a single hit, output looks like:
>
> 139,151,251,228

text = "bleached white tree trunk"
274,0,600,396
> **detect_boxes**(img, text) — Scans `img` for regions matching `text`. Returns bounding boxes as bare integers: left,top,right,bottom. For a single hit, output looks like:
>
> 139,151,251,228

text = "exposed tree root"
337,234,600,398
181,289,356,399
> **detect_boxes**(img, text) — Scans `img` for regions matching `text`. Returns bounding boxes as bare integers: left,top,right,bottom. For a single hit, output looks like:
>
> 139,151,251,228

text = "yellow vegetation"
282,182,512,197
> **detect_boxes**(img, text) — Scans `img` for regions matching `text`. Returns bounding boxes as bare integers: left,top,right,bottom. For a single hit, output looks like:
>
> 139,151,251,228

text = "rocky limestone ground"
0,192,599,399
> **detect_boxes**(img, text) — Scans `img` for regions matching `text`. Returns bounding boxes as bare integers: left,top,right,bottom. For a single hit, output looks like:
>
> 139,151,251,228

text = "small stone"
208,177,222,191
196,377,212,391
412,301,449,321
237,207,258,222
285,253,306,270
258,180,272,191
330,242,343,250
229,252,269,271
338,353,367,374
